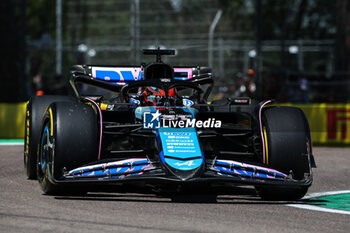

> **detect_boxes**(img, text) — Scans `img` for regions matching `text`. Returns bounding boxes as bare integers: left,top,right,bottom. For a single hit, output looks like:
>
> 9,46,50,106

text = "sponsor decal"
92,67,143,84
182,99,194,106
130,98,140,105
174,160,195,166
327,109,350,140
174,68,192,80
158,127,203,171
91,67,193,83
279,104,350,144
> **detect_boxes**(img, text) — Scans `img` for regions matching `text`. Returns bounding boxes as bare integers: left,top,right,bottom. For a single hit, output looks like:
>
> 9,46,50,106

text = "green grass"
309,193,350,211
0,139,24,144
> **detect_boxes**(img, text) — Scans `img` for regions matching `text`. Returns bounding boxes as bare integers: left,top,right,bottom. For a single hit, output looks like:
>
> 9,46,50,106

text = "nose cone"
157,127,204,180
164,162,203,181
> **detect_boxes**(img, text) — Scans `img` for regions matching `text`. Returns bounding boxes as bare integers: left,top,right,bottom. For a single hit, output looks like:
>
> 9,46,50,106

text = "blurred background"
0,0,349,143
1,0,349,103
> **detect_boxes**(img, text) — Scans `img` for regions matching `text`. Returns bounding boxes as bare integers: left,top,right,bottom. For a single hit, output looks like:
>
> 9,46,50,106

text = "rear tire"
256,106,312,200
24,95,75,179
37,101,98,195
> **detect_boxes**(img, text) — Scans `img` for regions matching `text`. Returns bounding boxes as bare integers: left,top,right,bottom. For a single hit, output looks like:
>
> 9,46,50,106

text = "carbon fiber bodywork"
33,49,314,197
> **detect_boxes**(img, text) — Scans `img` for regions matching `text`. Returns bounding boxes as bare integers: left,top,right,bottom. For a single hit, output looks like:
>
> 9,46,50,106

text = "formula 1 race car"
24,49,315,200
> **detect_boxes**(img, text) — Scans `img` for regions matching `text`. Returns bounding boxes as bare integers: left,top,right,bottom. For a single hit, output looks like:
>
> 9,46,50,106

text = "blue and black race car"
24,49,316,200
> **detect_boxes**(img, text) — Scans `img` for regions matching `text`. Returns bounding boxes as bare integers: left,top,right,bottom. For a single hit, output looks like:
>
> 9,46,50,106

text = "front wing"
49,157,313,189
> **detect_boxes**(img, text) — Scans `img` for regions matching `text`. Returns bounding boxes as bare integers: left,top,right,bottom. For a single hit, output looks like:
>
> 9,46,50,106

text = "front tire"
256,106,312,201
37,101,98,195
24,95,75,179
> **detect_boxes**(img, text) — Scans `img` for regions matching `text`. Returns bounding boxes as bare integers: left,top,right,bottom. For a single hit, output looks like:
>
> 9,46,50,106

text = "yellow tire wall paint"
0,102,27,139
279,103,350,145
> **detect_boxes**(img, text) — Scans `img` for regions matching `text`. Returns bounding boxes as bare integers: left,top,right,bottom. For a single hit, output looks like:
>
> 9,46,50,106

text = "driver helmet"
140,86,177,106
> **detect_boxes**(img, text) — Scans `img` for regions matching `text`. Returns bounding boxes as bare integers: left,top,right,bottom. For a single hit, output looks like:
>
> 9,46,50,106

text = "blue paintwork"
68,159,150,178
93,68,191,83
214,160,287,180
158,127,203,171
40,126,50,170
164,158,203,171
135,106,157,120
95,70,143,82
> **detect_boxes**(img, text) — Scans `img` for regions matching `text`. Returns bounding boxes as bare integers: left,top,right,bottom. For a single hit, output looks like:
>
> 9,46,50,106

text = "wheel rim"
38,125,53,179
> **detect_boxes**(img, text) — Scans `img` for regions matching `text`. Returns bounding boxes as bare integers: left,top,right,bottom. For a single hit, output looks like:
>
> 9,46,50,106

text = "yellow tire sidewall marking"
263,126,269,165
49,108,53,136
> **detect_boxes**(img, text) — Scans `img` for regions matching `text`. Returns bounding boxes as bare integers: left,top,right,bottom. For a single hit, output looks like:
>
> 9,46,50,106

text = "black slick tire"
37,101,98,195
256,106,312,201
24,95,75,179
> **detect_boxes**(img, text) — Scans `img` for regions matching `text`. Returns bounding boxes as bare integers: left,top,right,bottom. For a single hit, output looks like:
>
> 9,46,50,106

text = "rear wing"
70,65,212,85
70,65,214,100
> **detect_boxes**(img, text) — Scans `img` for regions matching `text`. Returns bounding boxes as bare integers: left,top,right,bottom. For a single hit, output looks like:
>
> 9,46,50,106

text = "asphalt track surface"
0,146,349,233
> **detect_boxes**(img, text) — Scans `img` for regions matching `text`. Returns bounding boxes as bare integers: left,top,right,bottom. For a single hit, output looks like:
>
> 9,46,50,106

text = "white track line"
303,190,350,198
287,190,350,215
0,143,24,146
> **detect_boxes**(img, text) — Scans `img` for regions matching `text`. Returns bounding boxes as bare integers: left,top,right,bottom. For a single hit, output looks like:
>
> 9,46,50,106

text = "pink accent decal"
91,66,194,80
84,98,103,160
91,67,142,79
68,158,149,174
116,73,125,85
259,100,272,164
174,68,193,79
216,159,287,176
132,68,140,81
127,172,144,176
